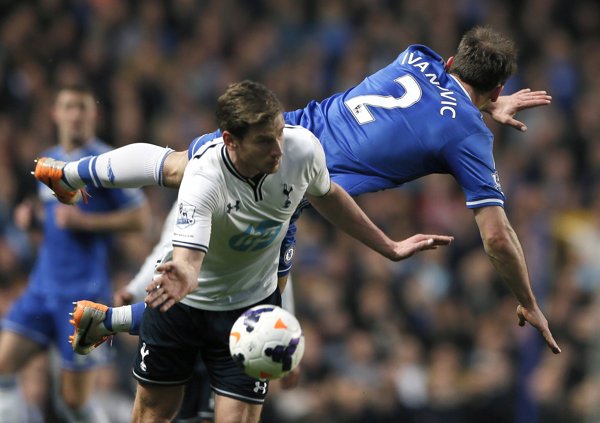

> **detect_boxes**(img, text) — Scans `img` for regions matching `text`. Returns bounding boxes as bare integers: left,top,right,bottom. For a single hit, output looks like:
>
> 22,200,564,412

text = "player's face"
53,90,97,147
236,114,285,177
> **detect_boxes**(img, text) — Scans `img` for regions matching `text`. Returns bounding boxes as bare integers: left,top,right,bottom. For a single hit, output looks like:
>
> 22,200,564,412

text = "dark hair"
215,80,283,139
449,26,518,93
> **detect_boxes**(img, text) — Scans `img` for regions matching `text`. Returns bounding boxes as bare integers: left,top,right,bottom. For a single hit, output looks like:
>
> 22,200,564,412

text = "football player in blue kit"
34,26,560,420
0,85,150,422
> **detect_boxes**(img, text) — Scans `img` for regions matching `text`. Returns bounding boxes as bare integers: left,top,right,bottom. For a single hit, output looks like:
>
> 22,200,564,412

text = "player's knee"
133,399,178,423
0,332,41,374
134,383,182,422
61,390,87,410
59,377,91,409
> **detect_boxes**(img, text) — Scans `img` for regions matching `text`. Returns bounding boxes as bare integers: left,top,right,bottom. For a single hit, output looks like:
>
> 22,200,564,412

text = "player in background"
36,27,560,356
0,85,150,423
127,80,453,423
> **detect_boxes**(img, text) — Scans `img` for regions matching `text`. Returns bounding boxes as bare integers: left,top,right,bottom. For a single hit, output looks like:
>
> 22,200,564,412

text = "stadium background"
1,0,599,422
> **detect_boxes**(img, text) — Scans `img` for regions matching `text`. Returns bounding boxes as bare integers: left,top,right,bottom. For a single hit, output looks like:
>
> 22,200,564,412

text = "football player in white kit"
131,80,453,423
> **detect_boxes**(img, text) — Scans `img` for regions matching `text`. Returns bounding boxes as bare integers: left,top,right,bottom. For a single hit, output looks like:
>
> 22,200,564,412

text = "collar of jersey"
448,74,472,101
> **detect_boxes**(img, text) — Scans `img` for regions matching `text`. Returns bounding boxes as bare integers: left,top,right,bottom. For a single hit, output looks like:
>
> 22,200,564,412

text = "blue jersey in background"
31,138,146,300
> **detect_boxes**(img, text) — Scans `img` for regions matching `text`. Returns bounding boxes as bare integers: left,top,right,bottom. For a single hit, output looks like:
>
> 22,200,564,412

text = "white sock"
0,375,30,423
63,143,173,189
109,305,133,332
105,302,146,335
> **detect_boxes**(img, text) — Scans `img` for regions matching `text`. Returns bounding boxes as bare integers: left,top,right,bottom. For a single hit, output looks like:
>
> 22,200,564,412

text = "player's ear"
444,56,454,71
489,85,503,102
223,131,238,149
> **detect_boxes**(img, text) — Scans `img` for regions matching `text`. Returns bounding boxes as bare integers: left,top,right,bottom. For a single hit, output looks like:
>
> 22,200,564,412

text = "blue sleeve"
188,130,222,160
443,133,505,209
277,199,311,277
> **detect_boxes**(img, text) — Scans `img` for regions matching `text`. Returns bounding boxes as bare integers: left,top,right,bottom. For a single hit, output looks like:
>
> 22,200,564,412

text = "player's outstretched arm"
307,182,453,261
483,89,552,132
473,205,561,354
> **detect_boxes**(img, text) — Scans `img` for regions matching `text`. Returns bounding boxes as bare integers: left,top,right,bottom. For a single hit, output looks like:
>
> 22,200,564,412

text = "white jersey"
163,125,330,311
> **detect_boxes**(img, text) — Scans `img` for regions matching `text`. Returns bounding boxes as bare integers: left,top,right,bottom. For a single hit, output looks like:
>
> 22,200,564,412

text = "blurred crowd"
1,0,599,422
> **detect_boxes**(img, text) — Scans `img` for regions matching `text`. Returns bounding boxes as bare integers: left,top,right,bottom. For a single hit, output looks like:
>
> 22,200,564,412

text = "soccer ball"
229,305,304,380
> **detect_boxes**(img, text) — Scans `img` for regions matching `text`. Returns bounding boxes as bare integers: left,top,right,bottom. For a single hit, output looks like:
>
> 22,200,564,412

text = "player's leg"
69,300,146,354
54,369,109,423
0,332,42,377
213,395,262,423
161,149,192,188
63,144,176,189
0,288,56,422
54,296,111,422
174,277,293,423
0,331,43,423
60,369,96,409
202,289,282,423
34,144,179,205
131,301,201,421
34,131,224,203
132,382,185,422
175,359,215,423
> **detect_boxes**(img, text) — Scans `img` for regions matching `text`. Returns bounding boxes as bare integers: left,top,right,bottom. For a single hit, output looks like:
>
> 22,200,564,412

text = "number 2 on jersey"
345,75,421,124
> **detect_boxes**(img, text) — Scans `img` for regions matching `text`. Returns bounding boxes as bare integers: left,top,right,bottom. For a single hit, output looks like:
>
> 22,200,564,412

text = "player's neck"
59,136,88,153
452,76,491,109
228,150,262,180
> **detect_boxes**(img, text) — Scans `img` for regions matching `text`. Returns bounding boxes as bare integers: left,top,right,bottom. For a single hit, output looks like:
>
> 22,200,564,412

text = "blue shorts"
133,288,282,404
2,288,111,371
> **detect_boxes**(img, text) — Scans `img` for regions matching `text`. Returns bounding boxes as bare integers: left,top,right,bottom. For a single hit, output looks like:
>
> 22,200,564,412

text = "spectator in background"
0,85,149,422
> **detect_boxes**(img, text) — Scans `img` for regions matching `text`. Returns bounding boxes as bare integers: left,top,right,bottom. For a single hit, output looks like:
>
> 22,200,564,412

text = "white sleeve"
126,202,178,301
172,158,221,252
306,135,331,197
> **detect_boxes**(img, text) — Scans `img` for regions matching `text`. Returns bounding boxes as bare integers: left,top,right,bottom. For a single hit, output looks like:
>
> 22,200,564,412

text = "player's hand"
145,261,197,312
54,205,85,229
486,89,552,132
114,288,135,306
517,303,561,354
279,367,301,390
388,234,453,261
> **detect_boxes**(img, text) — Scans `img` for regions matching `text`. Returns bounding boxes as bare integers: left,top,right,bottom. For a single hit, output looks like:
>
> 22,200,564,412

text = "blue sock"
76,156,101,187
130,302,146,335
104,307,113,331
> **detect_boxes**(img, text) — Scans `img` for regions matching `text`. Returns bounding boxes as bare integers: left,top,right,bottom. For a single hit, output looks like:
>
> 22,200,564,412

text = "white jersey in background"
162,125,330,311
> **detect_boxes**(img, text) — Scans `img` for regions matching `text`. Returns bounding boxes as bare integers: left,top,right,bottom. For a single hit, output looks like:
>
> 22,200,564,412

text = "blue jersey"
189,44,504,208
31,139,146,299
